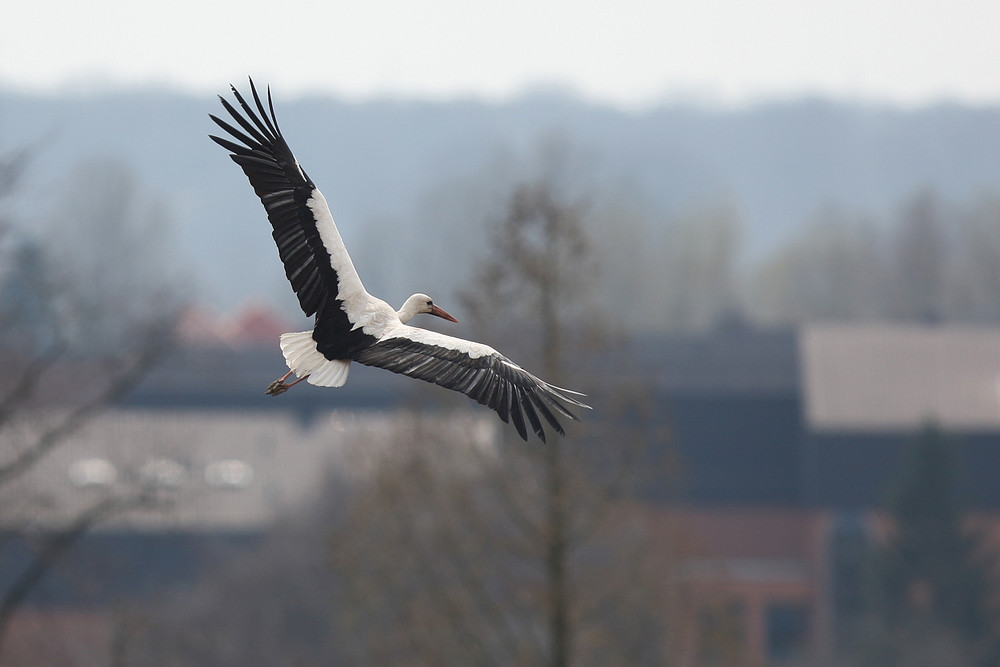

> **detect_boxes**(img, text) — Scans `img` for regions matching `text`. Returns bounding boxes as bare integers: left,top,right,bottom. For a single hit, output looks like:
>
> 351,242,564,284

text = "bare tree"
331,416,685,666
654,203,743,332
944,195,1000,323
747,205,887,326
329,159,694,666
469,179,589,667
0,152,184,658
744,188,1000,328
888,189,950,322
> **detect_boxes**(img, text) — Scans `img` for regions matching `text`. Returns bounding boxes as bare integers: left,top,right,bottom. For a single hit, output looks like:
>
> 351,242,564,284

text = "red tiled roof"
175,301,297,348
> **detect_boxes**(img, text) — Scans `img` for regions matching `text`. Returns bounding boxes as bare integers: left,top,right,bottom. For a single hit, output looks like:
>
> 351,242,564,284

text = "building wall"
802,431,1000,508
653,393,803,505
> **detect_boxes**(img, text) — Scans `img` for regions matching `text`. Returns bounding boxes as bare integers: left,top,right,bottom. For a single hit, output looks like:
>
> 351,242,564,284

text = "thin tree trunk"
546,437,569,667
542,200,570,667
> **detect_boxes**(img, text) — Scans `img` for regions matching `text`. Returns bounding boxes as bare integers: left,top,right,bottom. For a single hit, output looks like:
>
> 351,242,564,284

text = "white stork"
209,80,590,441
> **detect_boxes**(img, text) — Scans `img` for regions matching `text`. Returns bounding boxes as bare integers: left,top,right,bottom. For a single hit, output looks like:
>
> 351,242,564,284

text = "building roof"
635,328,799,394
174,301,301,349
801,325,1000,431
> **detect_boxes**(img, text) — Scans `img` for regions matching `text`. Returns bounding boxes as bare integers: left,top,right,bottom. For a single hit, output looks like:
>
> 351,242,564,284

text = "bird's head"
398,293,459,325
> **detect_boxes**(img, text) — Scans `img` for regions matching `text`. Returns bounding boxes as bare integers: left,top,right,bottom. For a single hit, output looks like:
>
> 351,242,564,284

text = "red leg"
285,375,309,389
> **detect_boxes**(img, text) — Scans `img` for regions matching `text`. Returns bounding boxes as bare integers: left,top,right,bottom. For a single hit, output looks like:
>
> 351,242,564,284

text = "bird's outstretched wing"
353,326,590,442
210,79,375,359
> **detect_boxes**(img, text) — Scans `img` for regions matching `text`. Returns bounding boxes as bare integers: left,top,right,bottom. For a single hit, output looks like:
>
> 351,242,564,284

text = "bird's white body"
210,80,589,441
281,299,496,388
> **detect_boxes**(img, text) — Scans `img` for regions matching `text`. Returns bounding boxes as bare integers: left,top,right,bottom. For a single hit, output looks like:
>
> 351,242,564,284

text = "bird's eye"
426,300,433,306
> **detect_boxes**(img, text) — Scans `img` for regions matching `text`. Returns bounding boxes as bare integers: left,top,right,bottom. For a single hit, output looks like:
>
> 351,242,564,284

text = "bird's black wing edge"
353,336,590,442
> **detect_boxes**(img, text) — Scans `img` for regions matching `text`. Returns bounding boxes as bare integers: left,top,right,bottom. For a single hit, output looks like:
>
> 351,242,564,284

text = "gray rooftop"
801,324,1000,431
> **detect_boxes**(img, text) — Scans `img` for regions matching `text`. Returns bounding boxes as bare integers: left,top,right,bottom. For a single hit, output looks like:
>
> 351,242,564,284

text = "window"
68,458,118,487
767,603,809,661
204,459,254,489
140,458,187,488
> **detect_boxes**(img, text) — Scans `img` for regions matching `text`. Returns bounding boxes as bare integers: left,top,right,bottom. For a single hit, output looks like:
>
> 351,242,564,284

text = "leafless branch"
0,342,64,431
0,491,159,654
0,340,166,488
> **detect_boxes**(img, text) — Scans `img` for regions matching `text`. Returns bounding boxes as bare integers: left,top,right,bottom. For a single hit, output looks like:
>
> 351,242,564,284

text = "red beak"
430,305,459,323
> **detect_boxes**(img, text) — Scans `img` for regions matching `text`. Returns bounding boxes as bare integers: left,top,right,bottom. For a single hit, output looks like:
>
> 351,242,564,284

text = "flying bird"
209,80,590,441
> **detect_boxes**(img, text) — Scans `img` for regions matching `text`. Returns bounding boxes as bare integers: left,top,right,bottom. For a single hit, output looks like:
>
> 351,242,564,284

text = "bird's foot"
265,371,308,396
265,379,290,396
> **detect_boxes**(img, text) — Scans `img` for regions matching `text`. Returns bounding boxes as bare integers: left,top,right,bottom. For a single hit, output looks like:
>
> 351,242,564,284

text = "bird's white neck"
396,295,423,324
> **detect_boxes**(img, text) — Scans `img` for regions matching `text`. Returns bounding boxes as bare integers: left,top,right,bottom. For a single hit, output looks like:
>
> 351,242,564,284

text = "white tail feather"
278,331,351,388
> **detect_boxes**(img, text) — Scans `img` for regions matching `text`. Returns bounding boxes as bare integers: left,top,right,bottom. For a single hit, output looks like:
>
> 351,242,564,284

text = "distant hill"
3,86,1000,324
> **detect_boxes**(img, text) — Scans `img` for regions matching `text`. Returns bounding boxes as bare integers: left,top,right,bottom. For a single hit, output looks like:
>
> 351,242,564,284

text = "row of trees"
748,191,1000,328
631,188,1000,333
404,135,1000,334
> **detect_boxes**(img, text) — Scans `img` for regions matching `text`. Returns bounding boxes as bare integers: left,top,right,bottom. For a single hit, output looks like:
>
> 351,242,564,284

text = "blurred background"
3,0,1000,665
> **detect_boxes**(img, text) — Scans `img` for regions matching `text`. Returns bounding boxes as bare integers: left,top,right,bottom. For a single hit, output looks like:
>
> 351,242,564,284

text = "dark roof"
633,328,799,394
121,344,417,417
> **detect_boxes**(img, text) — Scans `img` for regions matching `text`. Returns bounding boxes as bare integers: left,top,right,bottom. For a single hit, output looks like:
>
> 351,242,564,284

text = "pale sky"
4,0,1000,107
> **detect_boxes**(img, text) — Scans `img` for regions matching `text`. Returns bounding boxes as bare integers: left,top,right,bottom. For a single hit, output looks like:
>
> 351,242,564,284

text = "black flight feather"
353,337,587,442
210,79,375,361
